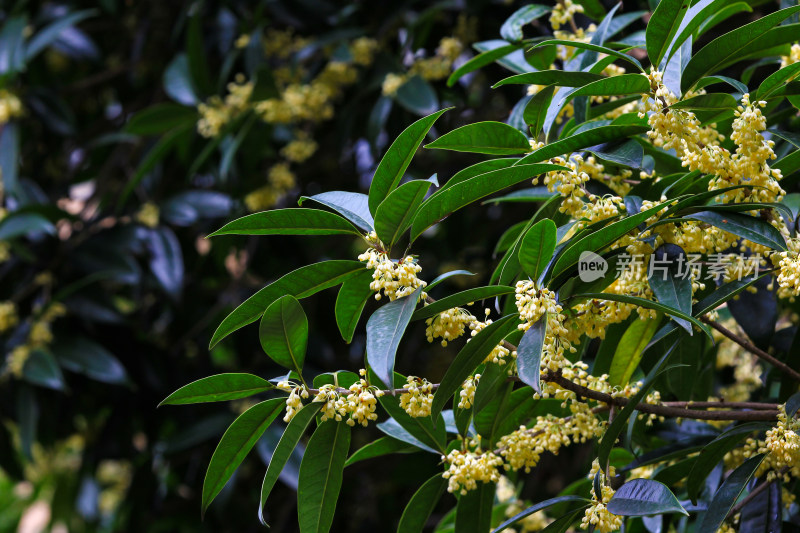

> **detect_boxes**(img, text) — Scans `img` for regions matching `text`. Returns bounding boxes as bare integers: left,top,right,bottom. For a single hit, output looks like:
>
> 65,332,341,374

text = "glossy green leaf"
160,374,272,406
208,208,359,237
375,179,434,246
366,288,421,388
344,436,416,467
427,270,476,291
697,2,753,38
455,481,495,533
411,286,515,321
0,212,56,240
447,43,524,86
53,337,129,385
299,191,374,233
608,314,662,387
518,125,649,166
202,398,284,514
516,317,546,394
500,5,550,41
425,121,532,155
397,474,449,533
519,219,557,280
524,85,556,138
670,93,737,111
431,314,519,421
607,479,688,516
163,54,198,106
649,267,692,332
210,261,364,348
376,418,438,454
664,0,726,65
697,455,766,533
395,75,439,116
411,163,565,241
491,496,589,533
756,61,800,100
681,5,800,92
25,9,96,60
529,39,644,71
259,295,308,376
436,159,518,195
368,109,448,214
297,421,351,533
22,349,66,391
335,270,374,343
685,211,787,251
259,402,324,524
571,74,651,99
646,0,691,67
473,359,514,414
493,70,604,88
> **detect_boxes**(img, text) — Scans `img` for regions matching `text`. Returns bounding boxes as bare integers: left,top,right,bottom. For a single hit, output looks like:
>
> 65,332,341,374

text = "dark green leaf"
649,268,692,333
516,317,546,394
427,270,476,291
366,288,421,388
397,474,448,533
670,93,738,111
571,74,651,99
529,40,644,71
208,208,359,237
501,5,550,41
492,496,589,533
646,0,691,67
412,286,515,321
25,9,96,60
493,70,604,89
681,5,800,92
368,109,448,214
697,455,766,533
664,0,729,66
259,295,308,376
608,314,662,387
163,54,198,106
525,85,557,138
607,479,688,516
53,337,129,385
756,62,800,100
210,261,364,348
160,373,273,406
685,211,787,251
0,212,56,240
335,270,374,343
448,43,525,86
518,125,649,166
300,191,375,233
376,418,439,454
259,403,324,524
519,219,557,280
431,314,519,421
411,163,565,241
375,179,433,246
297,422,351,533
589,139,644,168
425,121,532,155
455,481,495,533
22,349,66,391
571,293,707,334
125,103,198,136
395,76,439,116
202,398,284,514
344,436,416,467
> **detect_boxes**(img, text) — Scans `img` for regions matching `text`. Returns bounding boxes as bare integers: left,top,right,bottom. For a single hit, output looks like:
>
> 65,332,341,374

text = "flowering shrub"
163,2,800,532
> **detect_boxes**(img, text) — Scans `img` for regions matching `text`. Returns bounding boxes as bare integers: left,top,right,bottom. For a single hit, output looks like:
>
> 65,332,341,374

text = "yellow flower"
382,73,407,97
458,374,480,409
349,37,379,66
399,376,434,418
581,485,622,533
0,301,19,333
425,307,476,346
358,246,427,301
0,89,23,124
442,442,503,495
135,202,160,228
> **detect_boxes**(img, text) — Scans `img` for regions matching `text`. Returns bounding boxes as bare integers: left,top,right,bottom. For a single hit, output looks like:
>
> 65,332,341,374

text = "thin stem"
702,316,800,383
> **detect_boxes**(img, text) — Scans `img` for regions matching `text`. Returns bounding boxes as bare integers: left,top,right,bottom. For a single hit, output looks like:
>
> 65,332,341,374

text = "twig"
702,316,800,383
726,466,789,520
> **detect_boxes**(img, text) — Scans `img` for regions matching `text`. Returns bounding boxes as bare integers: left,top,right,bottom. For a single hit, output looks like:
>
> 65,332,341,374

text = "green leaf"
597,338,679,470
344,436,416,467
649,267,692,333
335,270,374,343
376,418,438,454
425,121,532,155
455,481,495,533
431,314,519,421
756,62,800,100
670,93,738,111
259,296,308,376
696,2,753,38
525,85,557,138
518,125,649,166
646,0,691,67
685,211,787,251
411,163,566,242
25,9,96,60
0,212,56,240
208,208,359,237
368,109,448,214
202,398,284,514
571,74,651,99
163,54,198,106
395,76,439,116
160,374,272,406
608,315,662,387
491,496,589,533
366,288,421,388
484,187,556,205
0,16,26,75
519,219,557,280
297,422,351,533
664,0,728,65
473,359,514,414
375,179,434,246
397,474,449,533
607,479,688,516
210,261,364,348
427,270,476,291
299,191,374,233
22,349,66,391
516,317,547,394
411,286,515,321
0,123,19,194
493,71,604,89
686,422,769,502
697,455,766,533
552,200,666,277
589,139,644,168
437,159,518,195
571,293,707,335
53,337,129,385
447,43,525,86
529,40,644,71
680,5,800,93
259,403,324,524
501,5,550,41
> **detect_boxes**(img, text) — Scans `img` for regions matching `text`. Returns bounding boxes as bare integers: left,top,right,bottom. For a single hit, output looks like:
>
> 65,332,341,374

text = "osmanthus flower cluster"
163,3,800,532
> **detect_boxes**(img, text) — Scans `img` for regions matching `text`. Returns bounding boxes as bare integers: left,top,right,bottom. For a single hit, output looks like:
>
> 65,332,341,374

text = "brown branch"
726,466,789,520
702,317,800,383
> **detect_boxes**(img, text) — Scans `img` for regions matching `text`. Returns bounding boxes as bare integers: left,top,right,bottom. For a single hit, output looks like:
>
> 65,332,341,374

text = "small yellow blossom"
399,376,434,418
0,301,19,333
135,202,160,228
458,374,480,409
382,73,407,97
442,442,503,495
0,89,23,124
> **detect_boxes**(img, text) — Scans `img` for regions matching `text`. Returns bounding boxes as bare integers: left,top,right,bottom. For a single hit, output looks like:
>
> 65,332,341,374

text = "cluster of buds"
442,441,503,495
276,381,309,422
358,233,427,301
399,376,434,418
425,307,476,346
458,374,480,409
